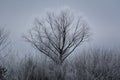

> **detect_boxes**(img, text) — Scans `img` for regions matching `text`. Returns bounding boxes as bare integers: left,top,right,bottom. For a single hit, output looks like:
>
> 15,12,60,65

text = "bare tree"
0,27,9,52
24,9,90,64
0,27,9,80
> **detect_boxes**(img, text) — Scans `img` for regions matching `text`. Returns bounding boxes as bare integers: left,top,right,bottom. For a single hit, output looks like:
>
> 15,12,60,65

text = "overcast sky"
0,0,120,53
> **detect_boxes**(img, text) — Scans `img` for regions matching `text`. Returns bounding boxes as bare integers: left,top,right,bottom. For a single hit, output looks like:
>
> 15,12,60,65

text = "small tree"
0,27,9,80
24,9,90,64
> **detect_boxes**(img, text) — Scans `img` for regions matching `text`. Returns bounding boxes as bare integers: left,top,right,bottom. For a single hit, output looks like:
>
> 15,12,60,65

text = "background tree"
24,9,90,64
0,27,9,80
0,27,9,52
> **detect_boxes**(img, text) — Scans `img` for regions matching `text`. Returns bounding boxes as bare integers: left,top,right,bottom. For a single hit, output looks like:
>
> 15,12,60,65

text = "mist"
0,0,120,80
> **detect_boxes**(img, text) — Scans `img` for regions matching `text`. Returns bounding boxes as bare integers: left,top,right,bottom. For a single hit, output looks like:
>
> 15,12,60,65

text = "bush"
74,48,120,80
5,48,120,80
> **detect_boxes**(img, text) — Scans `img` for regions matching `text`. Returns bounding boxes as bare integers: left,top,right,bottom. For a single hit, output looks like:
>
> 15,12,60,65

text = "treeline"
1,48,120,80
0,9,120,80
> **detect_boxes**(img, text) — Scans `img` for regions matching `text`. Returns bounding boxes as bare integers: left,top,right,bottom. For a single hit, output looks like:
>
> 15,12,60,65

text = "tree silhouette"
24,9,90,64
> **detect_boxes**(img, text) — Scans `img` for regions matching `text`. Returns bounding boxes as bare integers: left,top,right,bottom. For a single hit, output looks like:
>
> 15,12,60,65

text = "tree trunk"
56,64,65,80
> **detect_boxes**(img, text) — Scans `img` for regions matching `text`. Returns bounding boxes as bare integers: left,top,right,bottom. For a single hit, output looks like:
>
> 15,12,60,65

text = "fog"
0,0,120,80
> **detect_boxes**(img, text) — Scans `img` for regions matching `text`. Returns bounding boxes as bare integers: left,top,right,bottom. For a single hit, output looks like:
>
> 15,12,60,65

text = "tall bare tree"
24,9,90,64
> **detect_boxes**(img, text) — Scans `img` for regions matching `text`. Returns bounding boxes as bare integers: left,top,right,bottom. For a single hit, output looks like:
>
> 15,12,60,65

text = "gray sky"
0,0,120,53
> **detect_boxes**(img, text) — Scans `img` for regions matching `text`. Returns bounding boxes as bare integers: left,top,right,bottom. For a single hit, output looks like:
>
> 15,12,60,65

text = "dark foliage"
0,66,7,80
